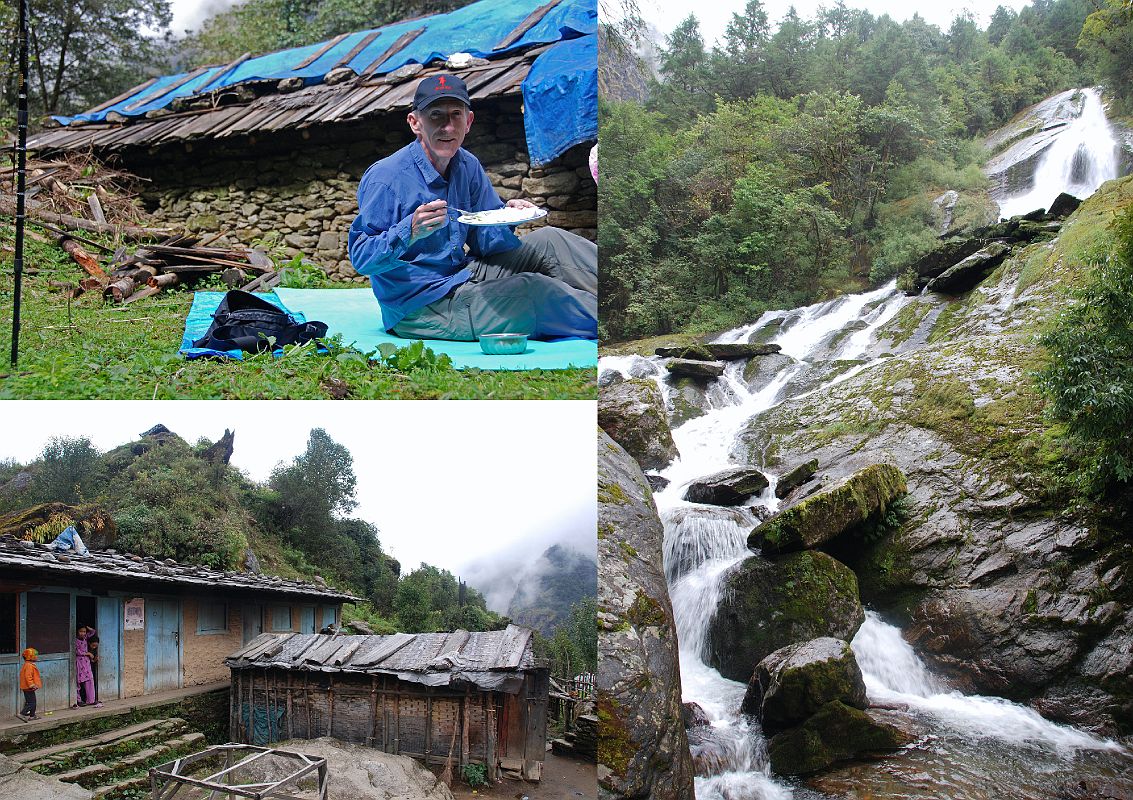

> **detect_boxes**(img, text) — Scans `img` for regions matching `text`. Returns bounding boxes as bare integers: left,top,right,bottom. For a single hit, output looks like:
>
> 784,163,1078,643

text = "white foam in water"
998,87,1120,219
852,612,1125,755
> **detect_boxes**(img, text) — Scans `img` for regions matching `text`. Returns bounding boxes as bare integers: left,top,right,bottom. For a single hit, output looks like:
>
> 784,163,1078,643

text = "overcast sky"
170,0,233,34
1,401,596,612
634,0,1037,48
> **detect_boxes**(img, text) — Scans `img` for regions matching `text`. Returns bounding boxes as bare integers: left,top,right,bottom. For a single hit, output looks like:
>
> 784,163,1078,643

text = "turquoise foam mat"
180,289,597,370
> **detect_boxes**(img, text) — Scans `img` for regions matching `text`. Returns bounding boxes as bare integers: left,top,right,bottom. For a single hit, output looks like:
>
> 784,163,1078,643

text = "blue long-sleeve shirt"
348,141,521,330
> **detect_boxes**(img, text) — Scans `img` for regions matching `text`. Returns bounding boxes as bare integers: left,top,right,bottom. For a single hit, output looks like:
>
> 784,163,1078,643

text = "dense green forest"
599,0,1133,341
0,427,596,678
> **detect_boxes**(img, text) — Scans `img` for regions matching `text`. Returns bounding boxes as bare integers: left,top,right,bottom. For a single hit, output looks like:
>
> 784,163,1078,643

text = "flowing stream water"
598,85,1132,798
997,87,1121,219
601,284,1132,797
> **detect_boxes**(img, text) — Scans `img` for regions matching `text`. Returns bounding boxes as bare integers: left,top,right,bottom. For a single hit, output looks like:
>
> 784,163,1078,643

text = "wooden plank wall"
229,669,510,771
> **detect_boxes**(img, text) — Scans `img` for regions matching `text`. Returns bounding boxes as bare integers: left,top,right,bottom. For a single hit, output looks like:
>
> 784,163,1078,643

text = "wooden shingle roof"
226,626,536,691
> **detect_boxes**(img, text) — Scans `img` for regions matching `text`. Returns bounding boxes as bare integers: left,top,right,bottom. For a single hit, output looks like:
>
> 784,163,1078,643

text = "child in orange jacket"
19,648,41,720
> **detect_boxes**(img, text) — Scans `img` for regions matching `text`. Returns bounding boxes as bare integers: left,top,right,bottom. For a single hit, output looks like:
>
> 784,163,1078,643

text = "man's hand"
506,198,537,210
410,199,450,243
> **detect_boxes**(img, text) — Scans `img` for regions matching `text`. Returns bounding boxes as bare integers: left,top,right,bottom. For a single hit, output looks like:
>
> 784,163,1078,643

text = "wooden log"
148,271,179,289
125,265,157,283
87,193,106,224
0,198,172,239
105,276,137,302
240,271,277,292
60,237,108,280
123,286,161,304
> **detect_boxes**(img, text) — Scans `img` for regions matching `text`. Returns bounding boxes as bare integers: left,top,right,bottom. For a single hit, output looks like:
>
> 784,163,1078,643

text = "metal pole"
10,0,30,366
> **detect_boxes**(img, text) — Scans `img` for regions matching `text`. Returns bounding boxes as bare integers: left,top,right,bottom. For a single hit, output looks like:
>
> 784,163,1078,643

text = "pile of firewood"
1,153,148,228
3,153,280,302
55,230,278,304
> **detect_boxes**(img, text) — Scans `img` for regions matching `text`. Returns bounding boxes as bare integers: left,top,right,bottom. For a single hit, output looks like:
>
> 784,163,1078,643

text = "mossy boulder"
767,700,911,776
750,464,907,555
596,430,694,800
741,638,868,733
666,358,725,380
684,467,769,506
598,378,680,472
926,242,1011,295
704,342,783,360
775,459,819,499
656,343,715,360
707,551,865,682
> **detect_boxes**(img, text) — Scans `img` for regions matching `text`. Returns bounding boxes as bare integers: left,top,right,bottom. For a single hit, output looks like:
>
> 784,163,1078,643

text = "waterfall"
998,88,1120,219
599,266,1132,796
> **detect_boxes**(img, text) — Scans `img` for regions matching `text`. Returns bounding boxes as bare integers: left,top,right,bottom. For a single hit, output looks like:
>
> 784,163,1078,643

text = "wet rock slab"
599,378,679,471
666,358,725,380
767,700,910,776
597,430,695,800
926,242,1011,295
684,467,769,506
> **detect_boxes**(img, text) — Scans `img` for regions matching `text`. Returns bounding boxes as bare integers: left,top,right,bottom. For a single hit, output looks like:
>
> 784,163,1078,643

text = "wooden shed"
224,626,549,780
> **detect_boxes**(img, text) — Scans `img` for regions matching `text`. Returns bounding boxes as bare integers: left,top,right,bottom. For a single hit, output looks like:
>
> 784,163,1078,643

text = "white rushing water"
852,612,1123,756
998,87,1121,219
599,273,1126,797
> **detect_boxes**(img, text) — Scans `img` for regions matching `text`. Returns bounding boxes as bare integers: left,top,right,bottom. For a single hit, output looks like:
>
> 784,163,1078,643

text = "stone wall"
131,98,596,282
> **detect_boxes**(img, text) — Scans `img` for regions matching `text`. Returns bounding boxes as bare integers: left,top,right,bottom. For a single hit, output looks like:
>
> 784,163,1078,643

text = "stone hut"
225,626,549,780
26,0,597,282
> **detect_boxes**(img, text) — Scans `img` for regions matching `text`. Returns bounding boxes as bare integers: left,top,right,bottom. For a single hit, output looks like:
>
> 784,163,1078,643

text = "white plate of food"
456,206,548,226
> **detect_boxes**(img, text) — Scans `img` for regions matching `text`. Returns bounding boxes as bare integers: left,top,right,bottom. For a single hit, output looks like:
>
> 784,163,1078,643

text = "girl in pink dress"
73,626,101,708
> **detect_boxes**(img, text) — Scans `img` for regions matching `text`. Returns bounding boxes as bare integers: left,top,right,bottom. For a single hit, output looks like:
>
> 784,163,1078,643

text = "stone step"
62,729,208,793
54,762,113,783
15,717,179,763
26,718,189,771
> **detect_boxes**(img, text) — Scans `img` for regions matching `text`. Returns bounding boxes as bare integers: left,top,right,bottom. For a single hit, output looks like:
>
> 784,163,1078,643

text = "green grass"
0,226,595,399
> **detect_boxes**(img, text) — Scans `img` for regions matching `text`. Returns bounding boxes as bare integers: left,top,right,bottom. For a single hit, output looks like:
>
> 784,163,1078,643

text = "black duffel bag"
193,290,328,353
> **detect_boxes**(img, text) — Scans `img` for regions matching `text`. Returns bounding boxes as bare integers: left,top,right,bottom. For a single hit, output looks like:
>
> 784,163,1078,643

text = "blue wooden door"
144,599,180,693
96,598,121,701
300,606,316,634
242,605,263,644
321,605,337,629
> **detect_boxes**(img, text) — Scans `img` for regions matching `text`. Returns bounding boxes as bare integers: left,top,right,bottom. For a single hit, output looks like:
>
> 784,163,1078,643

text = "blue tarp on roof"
54,0,597,126
523,35,596,166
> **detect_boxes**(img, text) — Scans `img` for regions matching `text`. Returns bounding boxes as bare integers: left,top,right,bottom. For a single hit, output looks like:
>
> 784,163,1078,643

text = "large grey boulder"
741,638,868,732
0,755,90,800
766,701,910,776
597,430,694,800
926,242,1011,294
684,467,769,506
599,379,679,471
707,551,865,682
666,359,725,380
750,464,906,555
704,342,783,360
273,739,451,800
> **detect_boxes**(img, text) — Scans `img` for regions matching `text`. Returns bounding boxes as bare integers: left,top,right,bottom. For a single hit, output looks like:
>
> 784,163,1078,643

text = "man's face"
408,98,474,169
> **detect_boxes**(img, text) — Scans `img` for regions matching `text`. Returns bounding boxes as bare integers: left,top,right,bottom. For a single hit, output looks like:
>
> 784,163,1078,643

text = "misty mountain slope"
506,544,597,637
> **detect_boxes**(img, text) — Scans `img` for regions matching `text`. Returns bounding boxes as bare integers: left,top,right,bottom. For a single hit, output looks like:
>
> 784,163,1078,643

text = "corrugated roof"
0,534,358,602
225,626,535,689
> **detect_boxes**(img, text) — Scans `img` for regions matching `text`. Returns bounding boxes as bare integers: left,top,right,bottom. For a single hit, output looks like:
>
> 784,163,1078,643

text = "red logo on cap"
436,76,447,91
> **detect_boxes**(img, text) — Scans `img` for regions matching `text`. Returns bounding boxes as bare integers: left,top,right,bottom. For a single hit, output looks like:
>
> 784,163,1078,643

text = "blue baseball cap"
413,74,470,111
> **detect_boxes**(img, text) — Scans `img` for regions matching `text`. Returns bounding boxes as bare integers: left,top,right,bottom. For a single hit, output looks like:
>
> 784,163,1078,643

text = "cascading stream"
597,89,1131,796
998,87,1120,219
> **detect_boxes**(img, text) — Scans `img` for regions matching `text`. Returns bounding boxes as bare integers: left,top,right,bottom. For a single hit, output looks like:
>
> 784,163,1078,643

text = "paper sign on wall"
124,598,144,630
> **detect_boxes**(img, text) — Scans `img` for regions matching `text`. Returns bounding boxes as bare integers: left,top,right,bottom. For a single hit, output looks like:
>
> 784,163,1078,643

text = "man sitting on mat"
347,73,597,341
